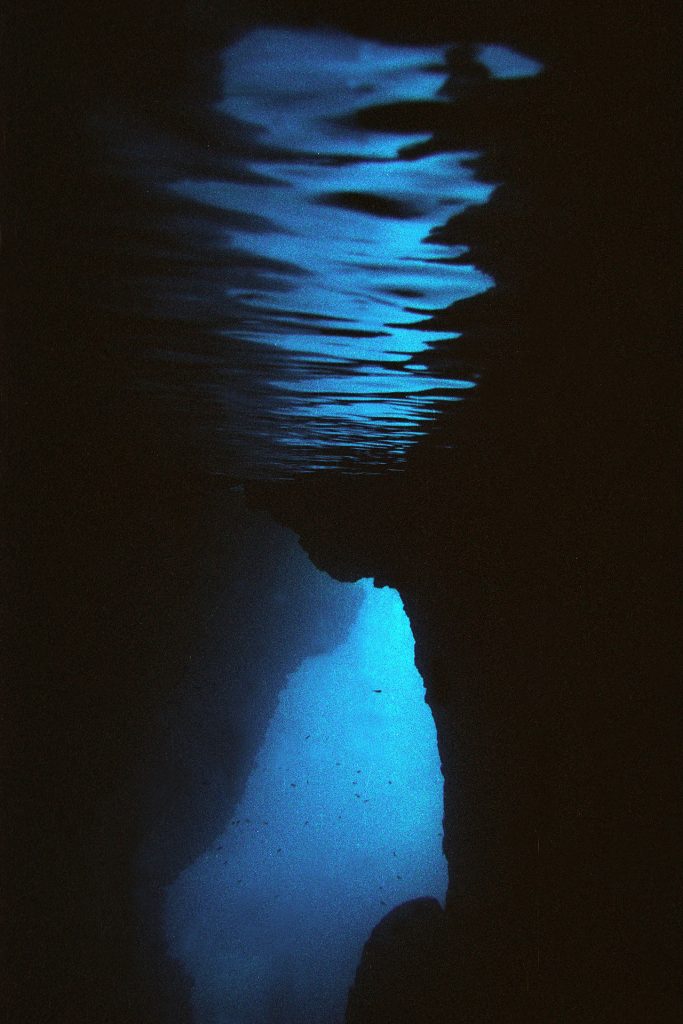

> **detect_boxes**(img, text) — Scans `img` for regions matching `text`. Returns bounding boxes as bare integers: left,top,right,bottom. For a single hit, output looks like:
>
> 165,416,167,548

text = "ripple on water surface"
164,28,497,474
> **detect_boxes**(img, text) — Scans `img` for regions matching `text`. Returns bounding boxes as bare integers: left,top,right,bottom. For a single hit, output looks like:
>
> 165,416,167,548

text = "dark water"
99,29,541,477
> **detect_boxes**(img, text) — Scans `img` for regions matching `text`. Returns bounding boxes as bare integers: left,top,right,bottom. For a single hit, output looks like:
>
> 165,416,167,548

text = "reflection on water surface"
163,28,497,474
103,29,541,476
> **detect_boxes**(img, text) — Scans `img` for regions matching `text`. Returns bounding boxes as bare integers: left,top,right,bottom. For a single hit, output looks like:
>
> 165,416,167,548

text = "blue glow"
221,28,447,157
476,44,544,80
165,579,447,1023
161,27,496,471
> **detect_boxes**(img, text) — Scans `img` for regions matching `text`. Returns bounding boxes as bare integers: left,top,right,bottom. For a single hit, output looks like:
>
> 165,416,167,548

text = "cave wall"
247,6,677,1016
250,353,676,1022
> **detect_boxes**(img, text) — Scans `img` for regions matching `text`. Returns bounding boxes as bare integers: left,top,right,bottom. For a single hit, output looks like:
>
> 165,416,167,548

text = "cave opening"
164,575,447,1024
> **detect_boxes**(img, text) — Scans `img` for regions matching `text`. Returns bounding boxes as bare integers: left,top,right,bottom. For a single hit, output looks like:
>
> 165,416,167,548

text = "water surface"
109,27,506,475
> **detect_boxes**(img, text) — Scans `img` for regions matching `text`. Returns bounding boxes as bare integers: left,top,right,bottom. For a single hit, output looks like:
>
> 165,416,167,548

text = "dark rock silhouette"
346,898,448,1024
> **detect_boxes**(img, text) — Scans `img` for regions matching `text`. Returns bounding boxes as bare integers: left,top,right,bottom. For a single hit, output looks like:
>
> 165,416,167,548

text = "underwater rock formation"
246,5,677,1019
346,898,448,1024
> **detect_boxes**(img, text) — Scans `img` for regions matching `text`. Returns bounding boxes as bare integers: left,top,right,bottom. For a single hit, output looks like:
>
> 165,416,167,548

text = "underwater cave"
6,2,676,1024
